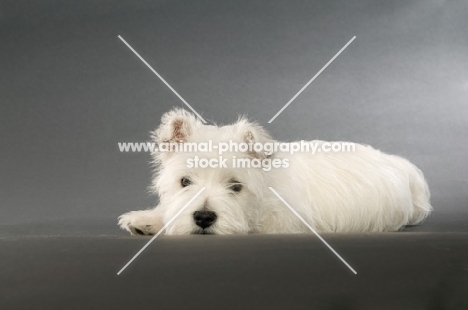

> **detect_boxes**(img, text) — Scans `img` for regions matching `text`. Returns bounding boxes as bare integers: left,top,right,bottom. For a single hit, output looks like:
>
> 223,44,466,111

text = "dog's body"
119,109,432,235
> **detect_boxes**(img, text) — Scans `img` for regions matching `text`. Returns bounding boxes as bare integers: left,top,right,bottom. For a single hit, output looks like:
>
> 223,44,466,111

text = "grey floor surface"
2,217,468,309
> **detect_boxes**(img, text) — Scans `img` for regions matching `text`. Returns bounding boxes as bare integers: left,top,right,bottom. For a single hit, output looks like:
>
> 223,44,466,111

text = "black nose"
193,211,217,229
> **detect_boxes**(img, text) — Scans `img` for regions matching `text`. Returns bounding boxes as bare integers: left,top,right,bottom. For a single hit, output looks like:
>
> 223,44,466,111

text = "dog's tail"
408,164,433,225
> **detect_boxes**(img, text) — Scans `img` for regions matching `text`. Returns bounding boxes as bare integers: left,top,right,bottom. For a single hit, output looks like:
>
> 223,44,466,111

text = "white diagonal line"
117,187,206,275
269,187,357,274
118,35,207,123
268,36,356,123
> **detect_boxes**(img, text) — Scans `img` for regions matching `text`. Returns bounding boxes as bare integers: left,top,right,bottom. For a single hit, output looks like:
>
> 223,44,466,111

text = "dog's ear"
152,108,200,144
234,117,273,159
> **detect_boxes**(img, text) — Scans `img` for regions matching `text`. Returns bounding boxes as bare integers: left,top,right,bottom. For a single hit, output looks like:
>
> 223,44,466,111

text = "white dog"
119,108,432,235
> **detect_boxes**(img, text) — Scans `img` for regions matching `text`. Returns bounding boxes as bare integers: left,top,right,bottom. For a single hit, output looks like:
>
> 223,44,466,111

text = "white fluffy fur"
119,108,432,235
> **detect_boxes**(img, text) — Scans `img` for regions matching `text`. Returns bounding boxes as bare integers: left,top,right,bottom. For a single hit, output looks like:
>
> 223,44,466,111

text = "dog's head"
150,108,273,235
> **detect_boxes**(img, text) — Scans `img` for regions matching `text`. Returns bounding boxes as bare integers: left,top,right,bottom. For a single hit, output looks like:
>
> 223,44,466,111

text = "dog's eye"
181,177,192,187
230,182,242,192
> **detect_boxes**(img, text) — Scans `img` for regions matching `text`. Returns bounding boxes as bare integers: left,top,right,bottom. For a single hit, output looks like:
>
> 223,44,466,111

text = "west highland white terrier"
119,108,432,235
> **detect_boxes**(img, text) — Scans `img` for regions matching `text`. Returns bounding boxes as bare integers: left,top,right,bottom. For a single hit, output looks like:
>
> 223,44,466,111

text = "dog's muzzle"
193,211,217,229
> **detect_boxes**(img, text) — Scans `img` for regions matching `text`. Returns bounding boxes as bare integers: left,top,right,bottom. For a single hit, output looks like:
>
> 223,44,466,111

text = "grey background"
2,1,468,309
1,0,467,229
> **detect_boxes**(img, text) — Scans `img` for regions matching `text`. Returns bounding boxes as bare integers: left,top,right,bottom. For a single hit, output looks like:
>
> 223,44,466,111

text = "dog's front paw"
118,210,162,236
